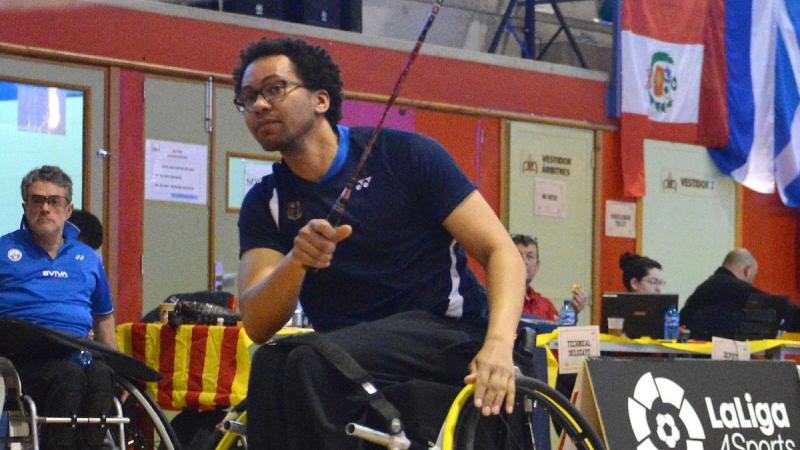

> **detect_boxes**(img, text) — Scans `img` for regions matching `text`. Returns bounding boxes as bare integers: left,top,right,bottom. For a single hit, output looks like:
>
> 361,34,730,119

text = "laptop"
601,293,679,339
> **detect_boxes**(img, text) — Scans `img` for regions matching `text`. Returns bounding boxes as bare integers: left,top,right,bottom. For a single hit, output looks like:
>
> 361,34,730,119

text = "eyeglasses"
234,80,305,113
26,195,69,209
643,277,666,287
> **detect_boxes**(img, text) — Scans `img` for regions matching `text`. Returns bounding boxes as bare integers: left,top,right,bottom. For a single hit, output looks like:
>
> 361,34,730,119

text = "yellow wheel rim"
441,384,474,450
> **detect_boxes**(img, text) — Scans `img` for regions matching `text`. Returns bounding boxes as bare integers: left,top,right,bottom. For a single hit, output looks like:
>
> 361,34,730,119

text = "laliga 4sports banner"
617,0,727,197
584,359,800,450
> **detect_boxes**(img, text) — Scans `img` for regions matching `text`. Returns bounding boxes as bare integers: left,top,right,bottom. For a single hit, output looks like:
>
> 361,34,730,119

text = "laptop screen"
601,293,679,339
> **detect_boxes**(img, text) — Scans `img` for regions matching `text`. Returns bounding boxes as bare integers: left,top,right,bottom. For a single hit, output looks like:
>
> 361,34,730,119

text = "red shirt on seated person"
513,234,586,322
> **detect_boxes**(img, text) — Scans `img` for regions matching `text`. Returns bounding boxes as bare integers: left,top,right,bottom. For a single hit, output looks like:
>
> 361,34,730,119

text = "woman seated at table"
620,252,665,294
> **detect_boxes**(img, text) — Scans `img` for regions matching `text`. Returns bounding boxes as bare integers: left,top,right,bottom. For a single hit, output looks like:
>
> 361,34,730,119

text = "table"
536,331,800,386
116,323,254,410
117,323,312,410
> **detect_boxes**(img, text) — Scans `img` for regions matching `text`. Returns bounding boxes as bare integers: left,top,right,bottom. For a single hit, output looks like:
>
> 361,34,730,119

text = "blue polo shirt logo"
42,270,68,279
7,248,21,262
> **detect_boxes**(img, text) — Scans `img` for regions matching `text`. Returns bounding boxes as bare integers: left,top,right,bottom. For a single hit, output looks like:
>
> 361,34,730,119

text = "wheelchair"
201,373,603,450
201,328,605,450
0,319,181,450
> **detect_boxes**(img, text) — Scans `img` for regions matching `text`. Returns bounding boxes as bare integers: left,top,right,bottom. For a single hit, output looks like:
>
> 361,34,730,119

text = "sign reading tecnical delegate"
586,359,799,450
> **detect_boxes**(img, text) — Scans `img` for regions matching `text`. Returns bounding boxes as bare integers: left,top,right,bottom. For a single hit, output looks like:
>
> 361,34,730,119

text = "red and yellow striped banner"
116,322,253,410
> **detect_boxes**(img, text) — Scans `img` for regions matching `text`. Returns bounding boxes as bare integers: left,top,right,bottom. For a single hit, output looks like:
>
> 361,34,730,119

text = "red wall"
0,4,610,125
114,70,146,323
415,111,503,282
742,190,800,302
599,131,637,295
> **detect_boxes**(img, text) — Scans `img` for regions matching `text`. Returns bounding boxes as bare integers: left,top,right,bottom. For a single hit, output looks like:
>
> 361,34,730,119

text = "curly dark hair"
619,252,662,292
232,37,343,129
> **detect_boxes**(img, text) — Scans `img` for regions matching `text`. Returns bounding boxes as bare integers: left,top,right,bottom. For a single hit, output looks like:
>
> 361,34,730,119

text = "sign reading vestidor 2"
145,139,208,205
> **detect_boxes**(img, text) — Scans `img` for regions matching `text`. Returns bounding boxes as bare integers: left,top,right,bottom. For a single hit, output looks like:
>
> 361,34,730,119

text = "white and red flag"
618,0,727,196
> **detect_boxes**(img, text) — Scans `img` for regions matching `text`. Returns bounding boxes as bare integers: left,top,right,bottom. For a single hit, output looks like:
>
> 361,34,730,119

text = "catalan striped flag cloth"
709,0,800,207
116,322,253,410
612,0,727,197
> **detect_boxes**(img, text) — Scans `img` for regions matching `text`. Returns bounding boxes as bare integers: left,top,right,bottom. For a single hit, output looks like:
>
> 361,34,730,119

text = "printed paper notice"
243,162,273,199
145,139,208,205
711,337,750,361
557,326,600,374
605,200,636,238
533,178,566,218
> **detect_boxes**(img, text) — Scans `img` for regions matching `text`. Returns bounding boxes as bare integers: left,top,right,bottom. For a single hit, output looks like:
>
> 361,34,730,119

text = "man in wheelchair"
232,37,526,449
0,166,118,450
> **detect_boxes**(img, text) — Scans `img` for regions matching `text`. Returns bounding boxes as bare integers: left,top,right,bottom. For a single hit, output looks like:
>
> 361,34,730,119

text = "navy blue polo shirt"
0,218,113,337
239,126,488,331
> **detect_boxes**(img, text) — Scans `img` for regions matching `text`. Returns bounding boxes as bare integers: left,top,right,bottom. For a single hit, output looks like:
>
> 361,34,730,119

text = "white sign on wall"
605,200,637,238
533,178,566,219
145,139,208,205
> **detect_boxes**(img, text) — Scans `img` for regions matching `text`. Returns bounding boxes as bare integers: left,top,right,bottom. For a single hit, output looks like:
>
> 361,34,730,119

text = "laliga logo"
628,372,706,449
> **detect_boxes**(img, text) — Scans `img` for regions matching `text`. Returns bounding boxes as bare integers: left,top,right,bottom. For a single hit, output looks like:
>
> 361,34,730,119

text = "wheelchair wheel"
444,375,605,450
115,376,181,450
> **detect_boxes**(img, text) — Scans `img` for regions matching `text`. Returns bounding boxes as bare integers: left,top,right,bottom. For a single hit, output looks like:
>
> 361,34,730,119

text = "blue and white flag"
710,0,800,207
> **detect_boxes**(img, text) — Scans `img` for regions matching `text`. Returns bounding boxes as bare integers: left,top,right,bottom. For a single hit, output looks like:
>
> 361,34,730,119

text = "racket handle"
307,196,348,273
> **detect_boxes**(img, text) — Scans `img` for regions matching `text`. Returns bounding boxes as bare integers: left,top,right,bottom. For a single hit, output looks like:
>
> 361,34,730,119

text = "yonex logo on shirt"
355,176,372,190
42,270,69,279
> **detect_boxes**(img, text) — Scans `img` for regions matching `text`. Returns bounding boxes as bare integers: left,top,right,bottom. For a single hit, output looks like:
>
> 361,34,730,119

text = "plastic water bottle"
663,304,680,340
293,305,305,328
557,300,576,326
69,349,93,369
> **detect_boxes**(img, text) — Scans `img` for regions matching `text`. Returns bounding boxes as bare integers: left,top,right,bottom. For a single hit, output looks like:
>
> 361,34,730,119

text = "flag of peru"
619,0,727,197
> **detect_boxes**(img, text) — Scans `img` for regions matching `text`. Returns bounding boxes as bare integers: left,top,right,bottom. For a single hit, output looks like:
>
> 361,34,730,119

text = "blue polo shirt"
239,126,488,332
0,218,113,337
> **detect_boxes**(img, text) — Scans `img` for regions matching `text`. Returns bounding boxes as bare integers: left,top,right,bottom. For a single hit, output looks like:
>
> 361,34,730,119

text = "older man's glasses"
26,195,69,209
233,80,305,113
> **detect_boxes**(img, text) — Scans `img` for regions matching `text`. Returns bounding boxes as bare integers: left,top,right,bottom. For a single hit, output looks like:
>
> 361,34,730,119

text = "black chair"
734,294,784,340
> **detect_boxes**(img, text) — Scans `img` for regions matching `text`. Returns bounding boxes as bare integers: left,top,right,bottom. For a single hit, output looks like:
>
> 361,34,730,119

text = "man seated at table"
512,234,587,322
680,248,800,340
0,166,117,450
